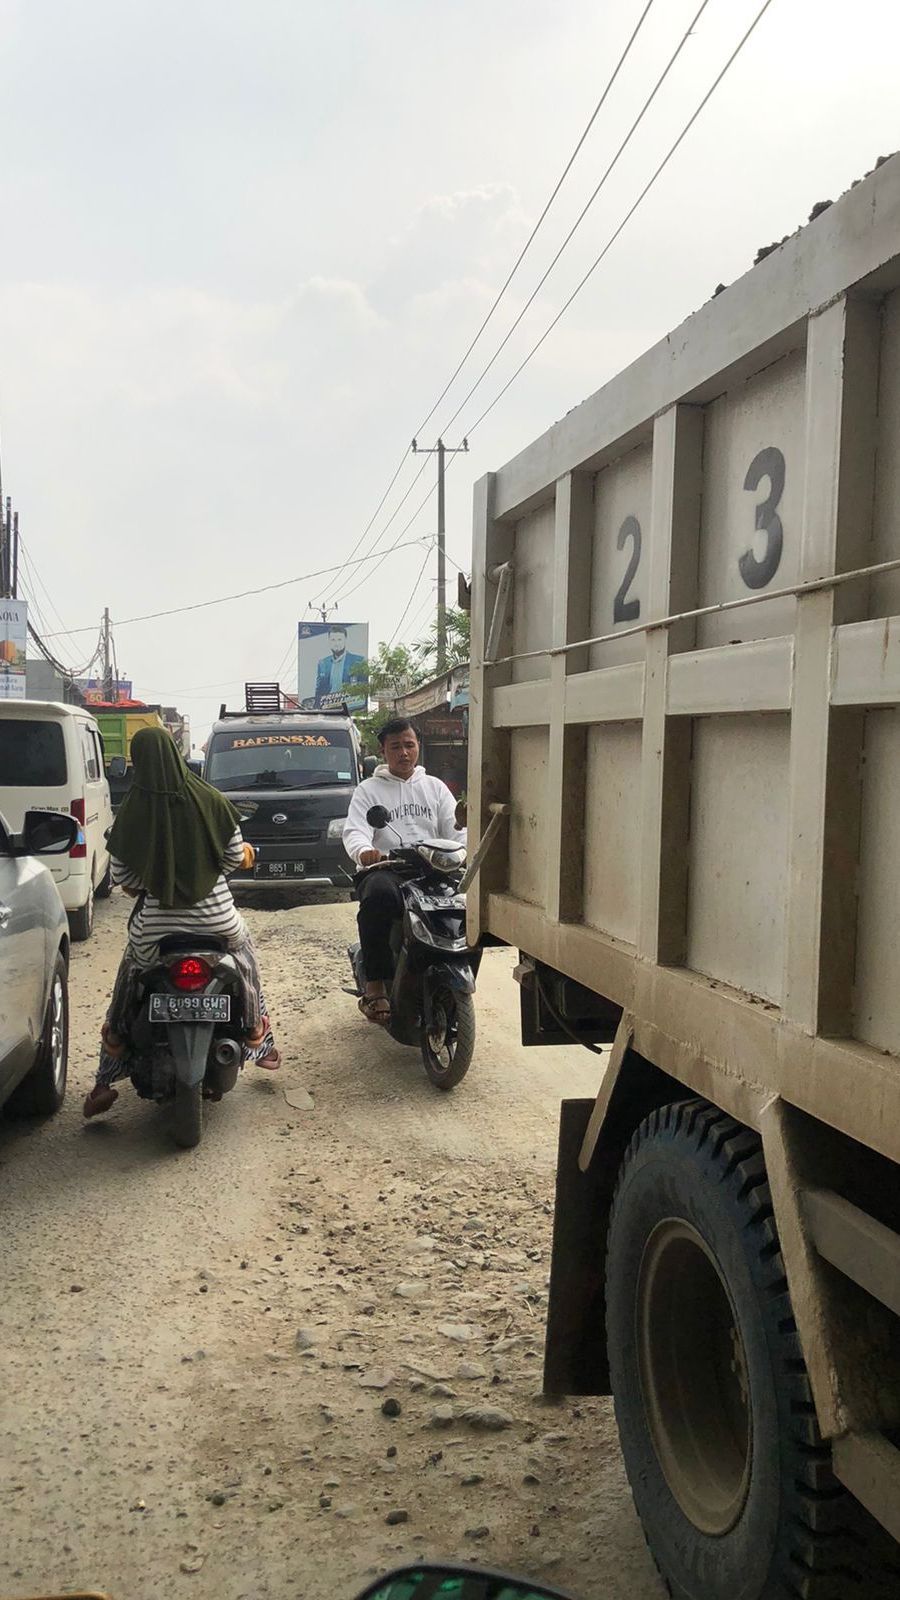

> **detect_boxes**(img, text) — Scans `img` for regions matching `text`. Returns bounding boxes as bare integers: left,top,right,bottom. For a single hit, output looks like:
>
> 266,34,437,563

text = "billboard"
78,678,133,705
297,621,369,713
0,598,27,699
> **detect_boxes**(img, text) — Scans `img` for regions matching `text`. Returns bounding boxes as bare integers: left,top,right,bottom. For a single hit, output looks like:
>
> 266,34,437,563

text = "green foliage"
349,611,471,754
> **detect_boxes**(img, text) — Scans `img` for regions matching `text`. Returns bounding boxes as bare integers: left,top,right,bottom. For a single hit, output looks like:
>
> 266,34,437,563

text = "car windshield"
0,719,67,786
205,729,356,791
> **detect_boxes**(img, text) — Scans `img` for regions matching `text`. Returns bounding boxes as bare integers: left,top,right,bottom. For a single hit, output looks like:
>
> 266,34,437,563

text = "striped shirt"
112,827,247,965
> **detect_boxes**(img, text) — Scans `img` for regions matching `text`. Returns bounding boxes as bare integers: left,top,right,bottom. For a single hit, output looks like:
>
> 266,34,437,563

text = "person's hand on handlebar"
359,848,386,867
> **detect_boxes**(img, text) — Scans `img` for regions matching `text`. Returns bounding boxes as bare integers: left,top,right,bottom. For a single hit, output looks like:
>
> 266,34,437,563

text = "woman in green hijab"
84,727,279,1118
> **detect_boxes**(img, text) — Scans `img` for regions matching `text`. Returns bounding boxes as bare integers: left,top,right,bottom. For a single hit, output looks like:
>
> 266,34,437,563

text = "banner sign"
0,598,27,699
78,678,133,705
297,621,369,713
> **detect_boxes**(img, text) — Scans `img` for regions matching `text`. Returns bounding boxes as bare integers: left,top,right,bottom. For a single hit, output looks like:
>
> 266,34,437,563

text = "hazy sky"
2,0,898,741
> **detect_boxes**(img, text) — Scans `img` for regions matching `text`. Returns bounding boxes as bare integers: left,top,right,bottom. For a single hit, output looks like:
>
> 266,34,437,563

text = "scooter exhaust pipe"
214,1038,241,1069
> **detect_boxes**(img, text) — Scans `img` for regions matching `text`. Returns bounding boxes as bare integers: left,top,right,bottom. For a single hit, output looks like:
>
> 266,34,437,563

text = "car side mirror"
366,804,390,829
362,755,378,778
21,810,79,856
108,755,127,778
186,759,202,777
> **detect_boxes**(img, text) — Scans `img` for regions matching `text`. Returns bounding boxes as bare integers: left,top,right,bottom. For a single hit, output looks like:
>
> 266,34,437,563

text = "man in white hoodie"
343,718,460,1024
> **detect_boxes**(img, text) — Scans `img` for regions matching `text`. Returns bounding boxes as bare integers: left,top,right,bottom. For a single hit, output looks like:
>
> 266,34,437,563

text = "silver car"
0,808,78,1117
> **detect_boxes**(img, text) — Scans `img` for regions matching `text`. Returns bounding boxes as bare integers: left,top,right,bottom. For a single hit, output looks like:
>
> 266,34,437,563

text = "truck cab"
203,703,366,890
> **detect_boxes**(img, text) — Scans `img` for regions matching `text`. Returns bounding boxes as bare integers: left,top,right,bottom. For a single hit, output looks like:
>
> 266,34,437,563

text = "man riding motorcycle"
343,718,461,1026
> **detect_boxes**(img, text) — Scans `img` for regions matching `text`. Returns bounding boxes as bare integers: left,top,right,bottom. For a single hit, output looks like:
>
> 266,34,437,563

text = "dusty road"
0,891,661,1600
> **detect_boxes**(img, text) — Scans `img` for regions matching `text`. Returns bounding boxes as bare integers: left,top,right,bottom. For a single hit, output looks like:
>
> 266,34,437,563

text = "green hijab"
108,727,241,909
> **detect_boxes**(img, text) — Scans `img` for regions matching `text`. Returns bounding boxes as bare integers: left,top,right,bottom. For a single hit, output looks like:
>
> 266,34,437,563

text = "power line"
388,544,433,647
397,586,436,646
327,455,431,607
315,3,659,610
412,0,659,443
40,535,436,637
331,480,439,607
437,0,713,441
462,0,775,443
17,537,84,665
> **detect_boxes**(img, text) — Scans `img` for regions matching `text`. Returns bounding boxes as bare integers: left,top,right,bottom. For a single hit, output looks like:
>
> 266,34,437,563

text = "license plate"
256,860,306,878
149,994,231,1023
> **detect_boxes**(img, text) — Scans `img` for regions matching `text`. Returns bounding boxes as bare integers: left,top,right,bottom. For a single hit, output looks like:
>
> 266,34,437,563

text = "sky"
2,0,899,744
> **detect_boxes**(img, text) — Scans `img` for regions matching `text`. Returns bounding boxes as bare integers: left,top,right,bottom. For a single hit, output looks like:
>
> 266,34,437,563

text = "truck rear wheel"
606,1098,899,1600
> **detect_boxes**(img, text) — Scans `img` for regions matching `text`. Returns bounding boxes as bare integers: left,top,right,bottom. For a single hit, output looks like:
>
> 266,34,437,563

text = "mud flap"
165,1023,214,1089
543,1098,612,1398
422,962,475,1029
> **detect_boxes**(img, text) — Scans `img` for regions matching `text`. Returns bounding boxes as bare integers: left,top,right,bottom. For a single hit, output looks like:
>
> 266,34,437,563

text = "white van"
0,701,114,940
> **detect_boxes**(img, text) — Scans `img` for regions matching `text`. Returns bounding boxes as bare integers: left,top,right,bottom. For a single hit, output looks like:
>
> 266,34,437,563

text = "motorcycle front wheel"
420,989,475,1090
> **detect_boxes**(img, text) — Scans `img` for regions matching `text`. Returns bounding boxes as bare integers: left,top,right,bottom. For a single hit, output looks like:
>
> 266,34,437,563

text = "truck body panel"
468,155,900,1560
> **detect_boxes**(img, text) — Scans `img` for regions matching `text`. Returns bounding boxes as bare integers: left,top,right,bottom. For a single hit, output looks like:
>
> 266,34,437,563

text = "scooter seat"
157,934,229,956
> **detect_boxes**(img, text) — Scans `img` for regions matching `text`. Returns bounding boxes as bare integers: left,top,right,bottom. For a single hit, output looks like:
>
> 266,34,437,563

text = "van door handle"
0,903,11,929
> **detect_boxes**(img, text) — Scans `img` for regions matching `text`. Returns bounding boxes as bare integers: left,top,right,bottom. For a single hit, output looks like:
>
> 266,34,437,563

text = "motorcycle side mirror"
362,754,378,778
366,805,391,829
353,1564,576,1600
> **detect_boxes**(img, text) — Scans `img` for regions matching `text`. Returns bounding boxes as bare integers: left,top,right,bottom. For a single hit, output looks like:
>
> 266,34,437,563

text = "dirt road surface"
0,892,662,1600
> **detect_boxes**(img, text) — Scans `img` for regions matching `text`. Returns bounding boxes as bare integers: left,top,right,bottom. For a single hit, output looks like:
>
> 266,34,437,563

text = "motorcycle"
347,804,480,1090
117,934,246,1149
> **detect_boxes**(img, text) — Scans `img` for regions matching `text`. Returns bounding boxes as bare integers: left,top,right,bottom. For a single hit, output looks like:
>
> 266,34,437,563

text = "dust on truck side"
468,156,900,1600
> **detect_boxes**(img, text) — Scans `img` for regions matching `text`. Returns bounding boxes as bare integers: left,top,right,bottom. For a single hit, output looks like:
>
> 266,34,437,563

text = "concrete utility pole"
411,436,468,672
101,607,113,700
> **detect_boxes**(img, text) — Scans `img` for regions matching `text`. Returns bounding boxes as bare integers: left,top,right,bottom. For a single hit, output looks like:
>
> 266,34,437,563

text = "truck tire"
6,953,69,1117
420,989,475,1090
606,1098,900,1600
173,1080,202,1149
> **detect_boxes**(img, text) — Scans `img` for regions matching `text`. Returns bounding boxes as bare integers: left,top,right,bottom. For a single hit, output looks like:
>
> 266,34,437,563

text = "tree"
413,607,470,678
348,643,431,752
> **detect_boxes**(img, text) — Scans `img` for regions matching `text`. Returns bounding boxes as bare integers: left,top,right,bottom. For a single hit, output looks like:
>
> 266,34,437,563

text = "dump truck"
92,704,165,807
467,155,900,1599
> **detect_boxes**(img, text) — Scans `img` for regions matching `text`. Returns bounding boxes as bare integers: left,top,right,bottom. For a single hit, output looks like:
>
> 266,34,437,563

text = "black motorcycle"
347,805,480,1089
121,936,246,1148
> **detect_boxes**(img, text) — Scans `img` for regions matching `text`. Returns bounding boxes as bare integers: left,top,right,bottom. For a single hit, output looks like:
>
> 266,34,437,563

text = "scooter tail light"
169,956,212,992
70,797,87,858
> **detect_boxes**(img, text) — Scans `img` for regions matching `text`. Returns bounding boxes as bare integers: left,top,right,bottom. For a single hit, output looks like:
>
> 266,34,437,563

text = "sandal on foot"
359,995,391,1027
256,1049,281,1071
83,1085,119,1119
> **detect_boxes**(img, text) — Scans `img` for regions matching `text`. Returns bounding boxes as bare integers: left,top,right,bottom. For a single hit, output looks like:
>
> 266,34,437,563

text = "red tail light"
70,797,87,858
169,956,212,992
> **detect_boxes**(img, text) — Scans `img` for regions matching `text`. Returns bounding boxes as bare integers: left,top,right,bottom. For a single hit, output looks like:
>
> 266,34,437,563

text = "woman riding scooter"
83,727,279,1118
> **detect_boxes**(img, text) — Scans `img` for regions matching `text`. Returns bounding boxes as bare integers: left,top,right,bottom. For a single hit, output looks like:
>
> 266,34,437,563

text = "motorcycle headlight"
327,818,346,841
416,844,466,873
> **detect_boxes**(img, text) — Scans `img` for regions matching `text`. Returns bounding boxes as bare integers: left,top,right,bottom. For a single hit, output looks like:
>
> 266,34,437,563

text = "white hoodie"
343,764,460,864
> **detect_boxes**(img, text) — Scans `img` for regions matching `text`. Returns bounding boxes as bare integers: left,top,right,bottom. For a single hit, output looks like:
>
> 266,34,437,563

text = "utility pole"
411,436,468,672
101,607,113,700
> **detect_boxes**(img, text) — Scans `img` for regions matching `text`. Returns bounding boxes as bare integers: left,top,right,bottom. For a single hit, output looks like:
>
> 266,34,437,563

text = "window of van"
0,719,67,785
205,729,356,791
80,725,101,783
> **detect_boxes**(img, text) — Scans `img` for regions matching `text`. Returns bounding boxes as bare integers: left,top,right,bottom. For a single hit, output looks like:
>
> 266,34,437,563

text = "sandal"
256,1049,281,1071
359,995,391,1027
83,1085,119,1118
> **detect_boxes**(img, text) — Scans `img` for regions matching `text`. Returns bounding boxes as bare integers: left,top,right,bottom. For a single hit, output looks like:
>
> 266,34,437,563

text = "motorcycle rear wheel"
420,989,475,1091
174,1080,203,1148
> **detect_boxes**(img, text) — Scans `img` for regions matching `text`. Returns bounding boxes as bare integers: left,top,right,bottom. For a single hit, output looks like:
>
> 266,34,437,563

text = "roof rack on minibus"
217,684,352,720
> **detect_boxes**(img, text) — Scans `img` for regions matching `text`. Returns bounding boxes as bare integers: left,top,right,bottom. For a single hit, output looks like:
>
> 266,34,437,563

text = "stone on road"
0,892,661,1600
